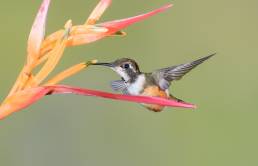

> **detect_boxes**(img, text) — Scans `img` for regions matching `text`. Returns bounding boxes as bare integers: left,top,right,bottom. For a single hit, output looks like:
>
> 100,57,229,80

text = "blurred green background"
0,0,258,165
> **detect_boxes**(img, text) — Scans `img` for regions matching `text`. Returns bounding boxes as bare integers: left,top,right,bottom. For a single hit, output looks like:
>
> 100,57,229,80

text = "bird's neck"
126,71,142,83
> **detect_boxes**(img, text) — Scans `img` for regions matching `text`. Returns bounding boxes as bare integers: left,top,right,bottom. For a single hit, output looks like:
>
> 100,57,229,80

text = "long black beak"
93,62,114,67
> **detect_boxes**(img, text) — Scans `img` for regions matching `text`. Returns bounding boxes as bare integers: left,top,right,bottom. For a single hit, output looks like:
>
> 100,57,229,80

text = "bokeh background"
0,0,258,165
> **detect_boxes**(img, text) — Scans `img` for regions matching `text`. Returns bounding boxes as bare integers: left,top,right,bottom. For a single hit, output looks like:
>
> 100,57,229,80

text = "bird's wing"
110,80,129,94
152,53,215,90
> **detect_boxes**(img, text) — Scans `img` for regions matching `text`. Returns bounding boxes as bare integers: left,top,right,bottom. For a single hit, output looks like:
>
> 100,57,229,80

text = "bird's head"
93,58,141,82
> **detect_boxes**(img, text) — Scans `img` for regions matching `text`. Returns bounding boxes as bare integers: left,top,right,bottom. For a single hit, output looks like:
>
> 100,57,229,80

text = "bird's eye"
123,63,130,69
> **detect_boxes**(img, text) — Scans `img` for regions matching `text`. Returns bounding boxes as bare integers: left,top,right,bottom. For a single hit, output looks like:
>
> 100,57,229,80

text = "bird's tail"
169,94,185,103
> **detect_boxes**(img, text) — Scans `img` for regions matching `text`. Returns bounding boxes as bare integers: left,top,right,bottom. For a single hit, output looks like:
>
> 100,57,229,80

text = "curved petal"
0,85,195,120
68,4,173,46
85,0,112,25
27,0,51,64
98,4,173,30
45,60,97,85
50,85,196,109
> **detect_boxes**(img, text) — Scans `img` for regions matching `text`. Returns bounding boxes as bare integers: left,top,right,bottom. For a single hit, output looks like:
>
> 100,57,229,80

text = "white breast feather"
127,74,146,95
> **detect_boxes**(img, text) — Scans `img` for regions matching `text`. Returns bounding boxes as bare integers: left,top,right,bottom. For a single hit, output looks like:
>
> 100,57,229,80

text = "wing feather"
153,53,215,90
110,80,129,94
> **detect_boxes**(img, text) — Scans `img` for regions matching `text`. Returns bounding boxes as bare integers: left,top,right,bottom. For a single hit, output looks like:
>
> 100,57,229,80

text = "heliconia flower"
0,0,196,120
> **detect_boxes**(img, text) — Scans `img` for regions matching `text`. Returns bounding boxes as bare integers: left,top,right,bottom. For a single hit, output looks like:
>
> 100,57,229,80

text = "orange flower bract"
0,0,195,120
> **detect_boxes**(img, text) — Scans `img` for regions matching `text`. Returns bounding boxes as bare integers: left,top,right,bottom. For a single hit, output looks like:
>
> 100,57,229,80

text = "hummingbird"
93,53,215,112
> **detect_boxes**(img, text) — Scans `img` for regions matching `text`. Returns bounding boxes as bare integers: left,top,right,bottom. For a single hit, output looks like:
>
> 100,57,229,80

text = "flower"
0,0,195,120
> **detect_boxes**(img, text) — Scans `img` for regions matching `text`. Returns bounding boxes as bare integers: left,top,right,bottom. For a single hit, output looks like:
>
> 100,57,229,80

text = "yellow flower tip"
121,32,127,36
86,59,98,66
65,19,73,29
63,20,73,39
114,31,127,36
91,59,98,64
